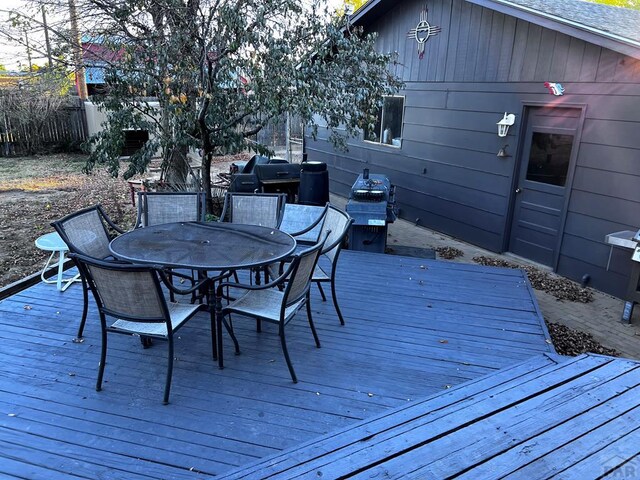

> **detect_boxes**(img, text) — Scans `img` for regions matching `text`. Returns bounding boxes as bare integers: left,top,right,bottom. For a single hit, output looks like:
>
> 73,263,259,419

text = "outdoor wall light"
497,144,511,158
497,113,515,137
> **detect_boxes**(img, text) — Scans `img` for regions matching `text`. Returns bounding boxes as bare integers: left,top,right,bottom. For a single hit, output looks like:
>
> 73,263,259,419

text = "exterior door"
509,107,581,266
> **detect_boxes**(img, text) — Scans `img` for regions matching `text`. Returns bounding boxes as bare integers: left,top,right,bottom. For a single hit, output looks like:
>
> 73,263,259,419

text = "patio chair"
70,253,207,405
51,205,126,342
219,192,286,228
313,206,354,326
136,191,207,301
267,205,352,326
136,191,206,227
219,192,287,284
217,233,328,383
266,203,329,281
279,203,329,244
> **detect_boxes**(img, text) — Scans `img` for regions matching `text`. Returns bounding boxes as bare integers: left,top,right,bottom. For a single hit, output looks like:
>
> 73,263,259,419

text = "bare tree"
0,70,71,154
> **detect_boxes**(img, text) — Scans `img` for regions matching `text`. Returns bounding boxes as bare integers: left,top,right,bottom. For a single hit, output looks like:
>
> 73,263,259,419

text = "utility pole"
68,0,88,99
24,28,32,72
42,6,53,68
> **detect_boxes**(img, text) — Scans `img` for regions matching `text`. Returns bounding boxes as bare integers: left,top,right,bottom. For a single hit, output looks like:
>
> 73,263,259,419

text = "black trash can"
298,161,329,206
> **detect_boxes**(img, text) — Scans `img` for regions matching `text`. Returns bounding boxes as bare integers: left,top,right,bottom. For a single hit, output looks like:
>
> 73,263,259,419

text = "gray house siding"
306,0,640,298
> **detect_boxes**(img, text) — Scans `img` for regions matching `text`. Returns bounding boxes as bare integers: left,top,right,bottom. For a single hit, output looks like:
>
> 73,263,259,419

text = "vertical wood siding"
308,0,640,298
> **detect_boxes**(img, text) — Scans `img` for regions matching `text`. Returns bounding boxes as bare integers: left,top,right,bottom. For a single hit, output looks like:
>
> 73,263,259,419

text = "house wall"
306,0,640,298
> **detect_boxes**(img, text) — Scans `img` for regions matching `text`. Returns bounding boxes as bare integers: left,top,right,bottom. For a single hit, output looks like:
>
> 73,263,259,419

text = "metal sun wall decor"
408,5,441,59
544,82,565,96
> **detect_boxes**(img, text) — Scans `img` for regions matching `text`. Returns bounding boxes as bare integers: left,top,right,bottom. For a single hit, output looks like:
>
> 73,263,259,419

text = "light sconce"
497,144,511,158
497,113,515,137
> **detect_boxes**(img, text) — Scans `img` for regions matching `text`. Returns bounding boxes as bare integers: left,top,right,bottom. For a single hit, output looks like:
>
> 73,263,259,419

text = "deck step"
220,353,640,479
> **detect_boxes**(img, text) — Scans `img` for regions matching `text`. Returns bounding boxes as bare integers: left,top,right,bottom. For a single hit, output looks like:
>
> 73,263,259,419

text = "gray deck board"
0,250,552,478
222,354,640,480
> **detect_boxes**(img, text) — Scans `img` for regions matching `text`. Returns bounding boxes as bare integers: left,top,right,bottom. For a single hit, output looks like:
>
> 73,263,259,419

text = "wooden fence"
0,97,88,157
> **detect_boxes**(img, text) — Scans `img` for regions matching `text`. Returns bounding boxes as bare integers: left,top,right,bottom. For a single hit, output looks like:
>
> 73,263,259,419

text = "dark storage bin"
299,161,329,206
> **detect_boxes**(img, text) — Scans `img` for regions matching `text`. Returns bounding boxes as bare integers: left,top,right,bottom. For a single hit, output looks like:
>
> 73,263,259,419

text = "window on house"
364,96,404,147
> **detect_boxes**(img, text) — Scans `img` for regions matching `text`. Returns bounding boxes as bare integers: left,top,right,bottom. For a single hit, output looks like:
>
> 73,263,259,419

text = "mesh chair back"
138,192,205,227
279,204,327,243
321,207,352,263
54,207,113,259
224,193,285,228
79,257,167,321
284,237,326,307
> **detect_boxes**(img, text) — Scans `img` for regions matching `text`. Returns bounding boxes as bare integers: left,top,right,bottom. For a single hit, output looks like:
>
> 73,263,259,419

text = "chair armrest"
217,265,292,295
166,270,196,282
99,207,126,234
287,203,329,238
158,269,208,295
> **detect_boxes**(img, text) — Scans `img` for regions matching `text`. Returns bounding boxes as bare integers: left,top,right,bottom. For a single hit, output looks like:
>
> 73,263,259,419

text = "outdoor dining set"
50,192,353,404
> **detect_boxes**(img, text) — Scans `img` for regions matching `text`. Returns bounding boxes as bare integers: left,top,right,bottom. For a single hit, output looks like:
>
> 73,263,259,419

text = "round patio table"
109,221,296,368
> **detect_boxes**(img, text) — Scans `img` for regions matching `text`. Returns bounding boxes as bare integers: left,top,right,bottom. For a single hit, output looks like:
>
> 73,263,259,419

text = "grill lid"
349,174,391,202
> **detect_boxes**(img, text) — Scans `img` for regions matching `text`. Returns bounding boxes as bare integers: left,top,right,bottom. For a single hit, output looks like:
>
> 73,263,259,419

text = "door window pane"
526,132,573,186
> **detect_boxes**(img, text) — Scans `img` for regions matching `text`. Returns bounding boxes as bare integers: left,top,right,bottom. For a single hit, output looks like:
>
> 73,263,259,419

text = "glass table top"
109,222,296,270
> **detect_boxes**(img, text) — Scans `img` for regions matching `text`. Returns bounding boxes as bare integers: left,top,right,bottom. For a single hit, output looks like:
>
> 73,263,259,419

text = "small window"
364,96,404,147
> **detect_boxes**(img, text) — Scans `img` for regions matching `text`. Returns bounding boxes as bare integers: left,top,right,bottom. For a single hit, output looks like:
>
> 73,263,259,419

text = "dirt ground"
0,153,240,288
0,155,134,287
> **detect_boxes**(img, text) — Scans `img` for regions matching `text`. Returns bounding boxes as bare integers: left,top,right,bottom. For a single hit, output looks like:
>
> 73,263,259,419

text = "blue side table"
34,232,81,291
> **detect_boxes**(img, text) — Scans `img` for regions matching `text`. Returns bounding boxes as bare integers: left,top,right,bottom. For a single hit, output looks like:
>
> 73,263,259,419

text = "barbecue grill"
624,229,640,322
227,156,301,202
605,229,640,323
346,169,396,253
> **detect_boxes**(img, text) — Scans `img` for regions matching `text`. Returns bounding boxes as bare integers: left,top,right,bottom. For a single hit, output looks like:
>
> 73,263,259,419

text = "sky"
0,0,345,72
0,0,31,70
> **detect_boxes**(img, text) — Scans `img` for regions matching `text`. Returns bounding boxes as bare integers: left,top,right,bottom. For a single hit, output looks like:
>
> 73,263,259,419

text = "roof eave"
349,0,389,27
466,0,640,60
351,0,640,60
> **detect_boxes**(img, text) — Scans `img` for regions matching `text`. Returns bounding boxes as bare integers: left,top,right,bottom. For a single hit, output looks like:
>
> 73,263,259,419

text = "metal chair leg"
74,277,89,342
223,314,240,354
306,293,321,348
330,279,346,326
96,321,107,392
316,282,327,301
163,337,174,405
210,297,217,361
279,325,297,383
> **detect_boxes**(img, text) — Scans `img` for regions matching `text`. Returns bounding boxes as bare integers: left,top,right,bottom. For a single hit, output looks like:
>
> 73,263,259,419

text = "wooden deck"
222,353,640,479
0,250,553,478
